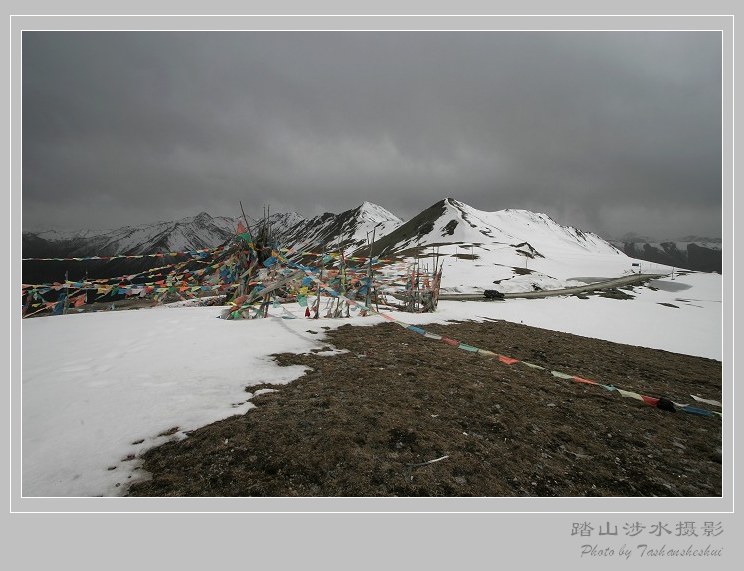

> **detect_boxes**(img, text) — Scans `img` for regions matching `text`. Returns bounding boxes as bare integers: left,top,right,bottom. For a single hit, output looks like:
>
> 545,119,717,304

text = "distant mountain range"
22,198,722,289
22,202,403,284
23,202,402,258
608,234,722,274
23,212,240,259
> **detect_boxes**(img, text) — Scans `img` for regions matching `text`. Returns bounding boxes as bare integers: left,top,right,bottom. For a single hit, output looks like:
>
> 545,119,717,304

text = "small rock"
546,403,556,408
454,477,467,485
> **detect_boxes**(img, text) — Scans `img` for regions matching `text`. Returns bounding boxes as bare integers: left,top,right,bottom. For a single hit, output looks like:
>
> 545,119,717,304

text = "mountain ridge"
23,198,722,288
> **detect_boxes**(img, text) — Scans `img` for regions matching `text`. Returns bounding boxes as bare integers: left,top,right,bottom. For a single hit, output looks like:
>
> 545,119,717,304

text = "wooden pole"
314,250,323,319
239,200,250,231
24,303,56,319
365,226,376,312
63,270,70,315
266,207,270,244
238,200,258,240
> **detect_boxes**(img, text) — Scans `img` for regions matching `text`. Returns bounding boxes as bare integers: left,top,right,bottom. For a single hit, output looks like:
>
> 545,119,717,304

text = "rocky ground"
127,319,722,497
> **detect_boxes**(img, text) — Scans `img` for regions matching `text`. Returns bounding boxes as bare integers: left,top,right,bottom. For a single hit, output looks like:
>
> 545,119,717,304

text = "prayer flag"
679,406,714,417
550,371,573,380
52,295,66,315
618,389,642,400
691,395,721,407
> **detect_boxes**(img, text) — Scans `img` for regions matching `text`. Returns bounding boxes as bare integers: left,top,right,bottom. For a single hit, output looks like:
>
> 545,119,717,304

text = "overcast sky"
22,31,722,239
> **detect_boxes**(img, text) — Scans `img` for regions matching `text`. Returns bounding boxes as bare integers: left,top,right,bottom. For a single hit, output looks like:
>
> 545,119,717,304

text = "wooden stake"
63,270,70,315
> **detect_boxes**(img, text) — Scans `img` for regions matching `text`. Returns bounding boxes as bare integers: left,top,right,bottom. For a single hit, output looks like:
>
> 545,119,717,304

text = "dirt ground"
127,318,722,497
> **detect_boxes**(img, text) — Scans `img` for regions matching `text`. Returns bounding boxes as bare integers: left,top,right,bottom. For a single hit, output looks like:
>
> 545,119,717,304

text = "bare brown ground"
127,319,722,497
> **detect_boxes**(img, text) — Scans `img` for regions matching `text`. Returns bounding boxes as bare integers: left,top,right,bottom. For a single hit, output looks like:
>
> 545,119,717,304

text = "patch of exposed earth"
127,320,722,497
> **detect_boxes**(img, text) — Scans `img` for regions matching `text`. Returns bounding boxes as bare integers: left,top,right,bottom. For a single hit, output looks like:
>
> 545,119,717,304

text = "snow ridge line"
277,249,722,420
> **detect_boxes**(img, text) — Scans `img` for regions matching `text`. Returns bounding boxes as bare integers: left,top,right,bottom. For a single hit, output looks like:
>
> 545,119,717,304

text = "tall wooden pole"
63,270,70,315
314,250,323,319
239,200,254,236
365,226,376,312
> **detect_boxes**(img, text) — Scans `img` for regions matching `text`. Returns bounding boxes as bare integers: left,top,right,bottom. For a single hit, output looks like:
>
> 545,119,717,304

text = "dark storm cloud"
22,31,721,238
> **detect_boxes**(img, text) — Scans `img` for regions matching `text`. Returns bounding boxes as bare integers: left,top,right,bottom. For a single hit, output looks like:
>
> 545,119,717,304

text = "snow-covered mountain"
366,198,620,257
274,201,402,254
24,203,403,259
23,212,240,258
355,198,654,294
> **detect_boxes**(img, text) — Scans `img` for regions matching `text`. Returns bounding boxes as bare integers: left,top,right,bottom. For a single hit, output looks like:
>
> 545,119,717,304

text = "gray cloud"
22,31,721,239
